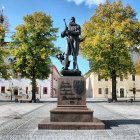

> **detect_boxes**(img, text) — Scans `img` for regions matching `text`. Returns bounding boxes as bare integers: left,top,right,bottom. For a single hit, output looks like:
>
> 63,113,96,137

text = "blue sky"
1,0,140,75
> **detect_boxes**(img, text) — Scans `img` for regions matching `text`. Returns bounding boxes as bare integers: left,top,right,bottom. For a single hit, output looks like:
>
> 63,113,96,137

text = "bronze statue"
61,17,81,70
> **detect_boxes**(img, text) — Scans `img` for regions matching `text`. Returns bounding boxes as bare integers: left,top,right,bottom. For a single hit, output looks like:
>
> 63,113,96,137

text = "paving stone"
0,102,140,139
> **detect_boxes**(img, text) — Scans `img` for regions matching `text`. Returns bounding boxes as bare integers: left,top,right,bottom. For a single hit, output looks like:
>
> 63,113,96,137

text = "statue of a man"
61,17,81,70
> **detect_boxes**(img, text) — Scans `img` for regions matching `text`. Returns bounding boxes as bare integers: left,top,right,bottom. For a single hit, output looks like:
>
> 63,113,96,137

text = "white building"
85,72,140,100
0,65,60,100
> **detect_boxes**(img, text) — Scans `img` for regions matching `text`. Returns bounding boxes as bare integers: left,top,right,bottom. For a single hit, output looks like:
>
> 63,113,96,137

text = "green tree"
0,11,9,78
80,0,140,101
9,12,58,102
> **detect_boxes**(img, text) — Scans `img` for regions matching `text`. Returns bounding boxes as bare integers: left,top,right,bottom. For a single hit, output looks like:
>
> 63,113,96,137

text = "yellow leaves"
80,38,92,59
112,21,121,30
103,44,110,50
0,25,5,33
0,25,5,42
80,0,140,78
125,4,136,17
95,54,102,61
14,25,27,41
82,22,92,36
24,12,52,34
93,34,101,46
121,19,129,29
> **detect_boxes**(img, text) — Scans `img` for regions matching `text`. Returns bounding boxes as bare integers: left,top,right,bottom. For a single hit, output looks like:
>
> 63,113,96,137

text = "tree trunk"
31,77,36,103
111,70,117,101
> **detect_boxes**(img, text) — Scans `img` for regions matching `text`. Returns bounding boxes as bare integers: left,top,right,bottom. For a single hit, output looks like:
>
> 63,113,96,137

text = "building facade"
0,65,60,100
85,72,140,100
51,66,60,98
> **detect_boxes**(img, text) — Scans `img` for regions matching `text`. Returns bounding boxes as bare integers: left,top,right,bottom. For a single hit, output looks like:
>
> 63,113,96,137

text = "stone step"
52,106,92,111
38,117,105,130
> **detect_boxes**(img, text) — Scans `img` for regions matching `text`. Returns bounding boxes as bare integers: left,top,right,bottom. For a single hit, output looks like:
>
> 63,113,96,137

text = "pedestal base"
38,117,105,130
50,105,93,122
61,69,81,76
38,76,105,130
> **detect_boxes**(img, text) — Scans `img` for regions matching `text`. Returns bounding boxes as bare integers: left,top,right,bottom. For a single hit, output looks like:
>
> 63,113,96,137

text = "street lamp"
9,76,13,101
133,83,136,101
126,90,128,100
11,83,13,101
40,85,41,99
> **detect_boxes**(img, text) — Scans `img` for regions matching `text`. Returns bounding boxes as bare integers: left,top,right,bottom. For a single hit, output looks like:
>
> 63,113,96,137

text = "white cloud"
66,0,105,6
67,0,84,5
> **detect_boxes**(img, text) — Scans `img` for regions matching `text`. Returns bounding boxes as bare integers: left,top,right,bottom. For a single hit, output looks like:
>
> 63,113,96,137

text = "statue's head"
70,16,75,23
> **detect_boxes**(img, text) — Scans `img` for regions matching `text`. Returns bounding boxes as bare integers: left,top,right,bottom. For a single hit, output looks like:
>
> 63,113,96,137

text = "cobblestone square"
0,101,140,140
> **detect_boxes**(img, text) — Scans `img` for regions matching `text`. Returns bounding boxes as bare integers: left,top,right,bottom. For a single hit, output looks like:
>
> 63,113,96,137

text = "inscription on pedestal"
58,77,86,105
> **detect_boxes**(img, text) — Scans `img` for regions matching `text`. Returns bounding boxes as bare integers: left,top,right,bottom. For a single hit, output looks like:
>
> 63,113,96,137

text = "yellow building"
85,72,140,100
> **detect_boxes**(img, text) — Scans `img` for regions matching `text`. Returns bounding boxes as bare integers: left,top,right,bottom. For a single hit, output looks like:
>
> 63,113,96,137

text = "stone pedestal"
38,76,105,130
50,105,93,122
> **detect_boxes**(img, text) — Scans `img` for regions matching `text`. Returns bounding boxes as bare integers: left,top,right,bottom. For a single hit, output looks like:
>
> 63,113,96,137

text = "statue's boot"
73,62,77,70
67,61,70,67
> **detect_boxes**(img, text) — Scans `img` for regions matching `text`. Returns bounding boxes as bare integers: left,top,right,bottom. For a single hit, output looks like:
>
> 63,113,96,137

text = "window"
98,75,101,81
120,88,124,98
120,76,123,81
133,88,136,94
14,89,18,95
98,88,102,94
105,88,108,94
43,87,47,94
132,75,135,81
1,87,5,93
26,87,28,94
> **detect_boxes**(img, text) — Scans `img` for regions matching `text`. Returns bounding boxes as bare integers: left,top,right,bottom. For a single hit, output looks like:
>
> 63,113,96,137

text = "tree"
9,12,58,102
80,0,140,101
135,56,140,75
0,9,9,78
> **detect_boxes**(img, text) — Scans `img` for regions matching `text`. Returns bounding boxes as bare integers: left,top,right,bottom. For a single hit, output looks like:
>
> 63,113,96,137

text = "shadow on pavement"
103,119,140,129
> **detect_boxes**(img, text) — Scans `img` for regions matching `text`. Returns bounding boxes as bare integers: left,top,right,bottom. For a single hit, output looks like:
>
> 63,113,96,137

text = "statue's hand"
61,31,66,38
65,30,69,36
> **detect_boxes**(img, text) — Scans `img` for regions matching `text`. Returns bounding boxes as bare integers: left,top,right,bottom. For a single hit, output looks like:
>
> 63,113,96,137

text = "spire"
0,6,4,24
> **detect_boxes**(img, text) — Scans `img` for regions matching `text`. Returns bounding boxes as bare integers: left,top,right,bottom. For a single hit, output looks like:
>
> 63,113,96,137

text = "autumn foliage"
80,0,140,100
